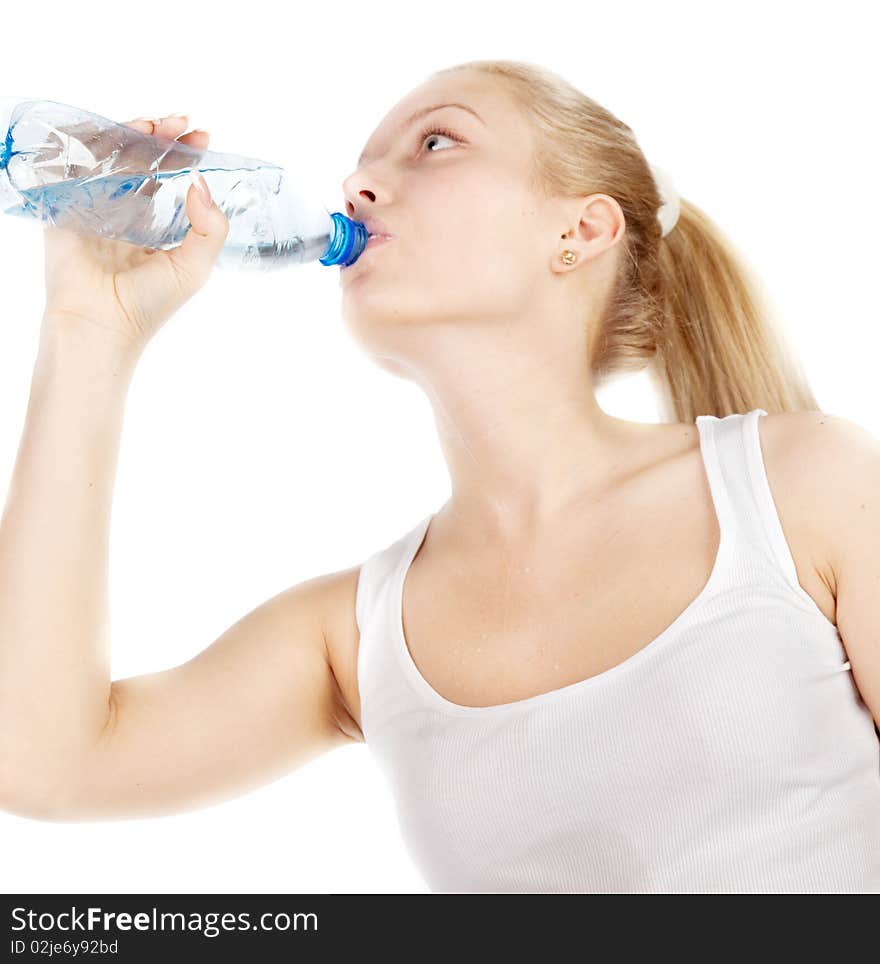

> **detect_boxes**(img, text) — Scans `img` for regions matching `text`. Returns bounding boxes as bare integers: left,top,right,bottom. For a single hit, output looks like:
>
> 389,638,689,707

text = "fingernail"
188,169,213,207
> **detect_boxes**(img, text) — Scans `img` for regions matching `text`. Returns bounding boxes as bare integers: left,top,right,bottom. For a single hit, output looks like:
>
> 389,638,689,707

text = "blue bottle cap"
321,212,368,267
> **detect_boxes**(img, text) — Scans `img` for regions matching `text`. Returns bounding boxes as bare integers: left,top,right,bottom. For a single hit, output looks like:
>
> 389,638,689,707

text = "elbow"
0,793,77,823
0,765,81,823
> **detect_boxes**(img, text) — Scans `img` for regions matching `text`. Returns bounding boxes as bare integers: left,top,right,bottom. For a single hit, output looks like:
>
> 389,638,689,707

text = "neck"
399,322,658,547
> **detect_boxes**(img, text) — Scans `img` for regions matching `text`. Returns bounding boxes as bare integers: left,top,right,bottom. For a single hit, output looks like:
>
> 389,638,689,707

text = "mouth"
362,216,394,239
340,234,394,273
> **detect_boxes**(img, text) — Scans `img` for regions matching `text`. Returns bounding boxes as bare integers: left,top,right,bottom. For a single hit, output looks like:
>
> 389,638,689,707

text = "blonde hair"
432,59,820,422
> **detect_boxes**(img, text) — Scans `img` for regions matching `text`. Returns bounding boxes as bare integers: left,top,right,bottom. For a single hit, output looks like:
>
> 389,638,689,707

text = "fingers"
121,115,208,144
125,114,188,136
120,115,211,163
113,112,228,288
178,129,210,149
165,176,230,294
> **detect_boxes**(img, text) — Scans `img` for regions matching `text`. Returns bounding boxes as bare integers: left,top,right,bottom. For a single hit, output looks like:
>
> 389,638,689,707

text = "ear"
554,193,625,270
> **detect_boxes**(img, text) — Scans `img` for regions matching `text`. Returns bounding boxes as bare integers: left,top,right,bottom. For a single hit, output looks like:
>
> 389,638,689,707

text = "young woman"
1,59,878,894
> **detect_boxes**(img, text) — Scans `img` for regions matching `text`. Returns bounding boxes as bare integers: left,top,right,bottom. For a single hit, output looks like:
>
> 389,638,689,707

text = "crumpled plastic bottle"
0,96,368,270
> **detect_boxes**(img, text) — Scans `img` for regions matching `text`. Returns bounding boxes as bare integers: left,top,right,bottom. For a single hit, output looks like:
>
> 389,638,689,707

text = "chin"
372,356,412,379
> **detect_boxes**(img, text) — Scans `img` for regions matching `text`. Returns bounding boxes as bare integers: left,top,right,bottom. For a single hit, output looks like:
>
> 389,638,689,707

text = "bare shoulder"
311,564,365,741
757,409,880,500
761,409,880,729
757,408,877,460
756,409,880,593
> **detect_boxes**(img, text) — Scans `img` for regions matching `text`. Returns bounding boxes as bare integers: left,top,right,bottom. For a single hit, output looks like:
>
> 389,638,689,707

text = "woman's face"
339,72,562,363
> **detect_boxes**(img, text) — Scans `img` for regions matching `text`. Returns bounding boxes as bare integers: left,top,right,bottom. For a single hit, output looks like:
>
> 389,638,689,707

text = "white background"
1,0,877,894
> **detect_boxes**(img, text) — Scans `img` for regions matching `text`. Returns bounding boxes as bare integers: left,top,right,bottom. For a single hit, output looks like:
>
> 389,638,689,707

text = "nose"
343,192,375,223
342,165,383,220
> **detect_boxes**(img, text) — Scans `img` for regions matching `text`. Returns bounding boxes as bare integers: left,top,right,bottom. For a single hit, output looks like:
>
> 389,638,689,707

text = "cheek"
433,219,541,301
415,170,530,250
419,195,539,285
340,176,544,320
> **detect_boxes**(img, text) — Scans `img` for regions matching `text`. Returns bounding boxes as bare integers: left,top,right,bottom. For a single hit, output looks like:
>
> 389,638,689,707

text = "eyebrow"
357,102,485,167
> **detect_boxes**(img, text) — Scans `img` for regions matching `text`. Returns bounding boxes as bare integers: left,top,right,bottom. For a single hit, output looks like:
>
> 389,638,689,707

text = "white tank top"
355,408,880,893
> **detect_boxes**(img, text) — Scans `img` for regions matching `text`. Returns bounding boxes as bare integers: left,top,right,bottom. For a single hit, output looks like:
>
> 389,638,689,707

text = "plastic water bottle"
0,96,369,270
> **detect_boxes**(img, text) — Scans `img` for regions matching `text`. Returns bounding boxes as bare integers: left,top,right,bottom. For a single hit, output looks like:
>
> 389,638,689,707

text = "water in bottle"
0,97,369,270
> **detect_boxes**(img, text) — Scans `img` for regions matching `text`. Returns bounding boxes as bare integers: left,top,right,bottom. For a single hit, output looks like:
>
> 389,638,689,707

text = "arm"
55,567,361,823
0,322,362,821
0,325,136,807
781,411,880,730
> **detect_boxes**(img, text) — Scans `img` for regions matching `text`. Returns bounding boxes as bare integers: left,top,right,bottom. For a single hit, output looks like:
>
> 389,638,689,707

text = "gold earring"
561,250,577,265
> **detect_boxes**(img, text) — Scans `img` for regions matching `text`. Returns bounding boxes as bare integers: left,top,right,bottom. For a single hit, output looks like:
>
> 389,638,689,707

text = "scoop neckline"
390,415,737,718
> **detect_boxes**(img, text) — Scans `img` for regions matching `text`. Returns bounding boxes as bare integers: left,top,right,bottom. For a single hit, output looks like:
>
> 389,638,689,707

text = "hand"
39,113,230,359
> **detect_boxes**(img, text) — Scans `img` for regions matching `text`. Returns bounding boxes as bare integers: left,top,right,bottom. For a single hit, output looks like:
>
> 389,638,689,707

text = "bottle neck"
320,212,368,267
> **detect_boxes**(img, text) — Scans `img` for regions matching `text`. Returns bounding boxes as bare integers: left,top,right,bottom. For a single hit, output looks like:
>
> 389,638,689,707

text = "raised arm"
0,322,363,823
0,110,364,823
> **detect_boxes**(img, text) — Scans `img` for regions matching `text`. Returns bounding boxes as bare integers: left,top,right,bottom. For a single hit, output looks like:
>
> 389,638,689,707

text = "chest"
400,496,714,709
366,601,859,893
399,485,835,714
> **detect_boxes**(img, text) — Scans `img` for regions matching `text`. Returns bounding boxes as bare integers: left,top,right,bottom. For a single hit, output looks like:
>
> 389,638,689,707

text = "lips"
361,217,394,239
340,217,395,272
340,232,393,272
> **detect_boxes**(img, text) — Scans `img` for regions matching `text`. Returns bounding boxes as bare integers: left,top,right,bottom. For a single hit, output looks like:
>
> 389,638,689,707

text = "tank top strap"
738,407,825,605
694,409,743,539
355,518,426,637
695,407,807,594
354,545,383,640
356,513,434,733
695,407,771,528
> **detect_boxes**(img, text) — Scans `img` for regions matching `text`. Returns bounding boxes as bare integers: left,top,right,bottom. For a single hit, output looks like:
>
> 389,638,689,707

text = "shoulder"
760,409,880,730
755,408,878,460
313,520,432,738
756,409,880,500
757,409,880,586
260,566,363,741
306,565,365,741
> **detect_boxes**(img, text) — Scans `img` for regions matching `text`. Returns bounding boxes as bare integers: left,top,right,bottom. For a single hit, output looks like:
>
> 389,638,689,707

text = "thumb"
167,173,229,288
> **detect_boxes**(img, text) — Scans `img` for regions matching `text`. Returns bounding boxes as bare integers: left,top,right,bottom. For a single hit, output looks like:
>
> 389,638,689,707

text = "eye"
417,125,461,155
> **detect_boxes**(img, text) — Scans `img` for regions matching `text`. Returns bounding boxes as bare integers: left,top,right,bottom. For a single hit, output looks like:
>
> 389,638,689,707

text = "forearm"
0,320,140,796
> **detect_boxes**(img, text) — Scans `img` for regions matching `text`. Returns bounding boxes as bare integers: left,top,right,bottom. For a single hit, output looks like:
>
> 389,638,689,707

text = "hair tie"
651,164,680,238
